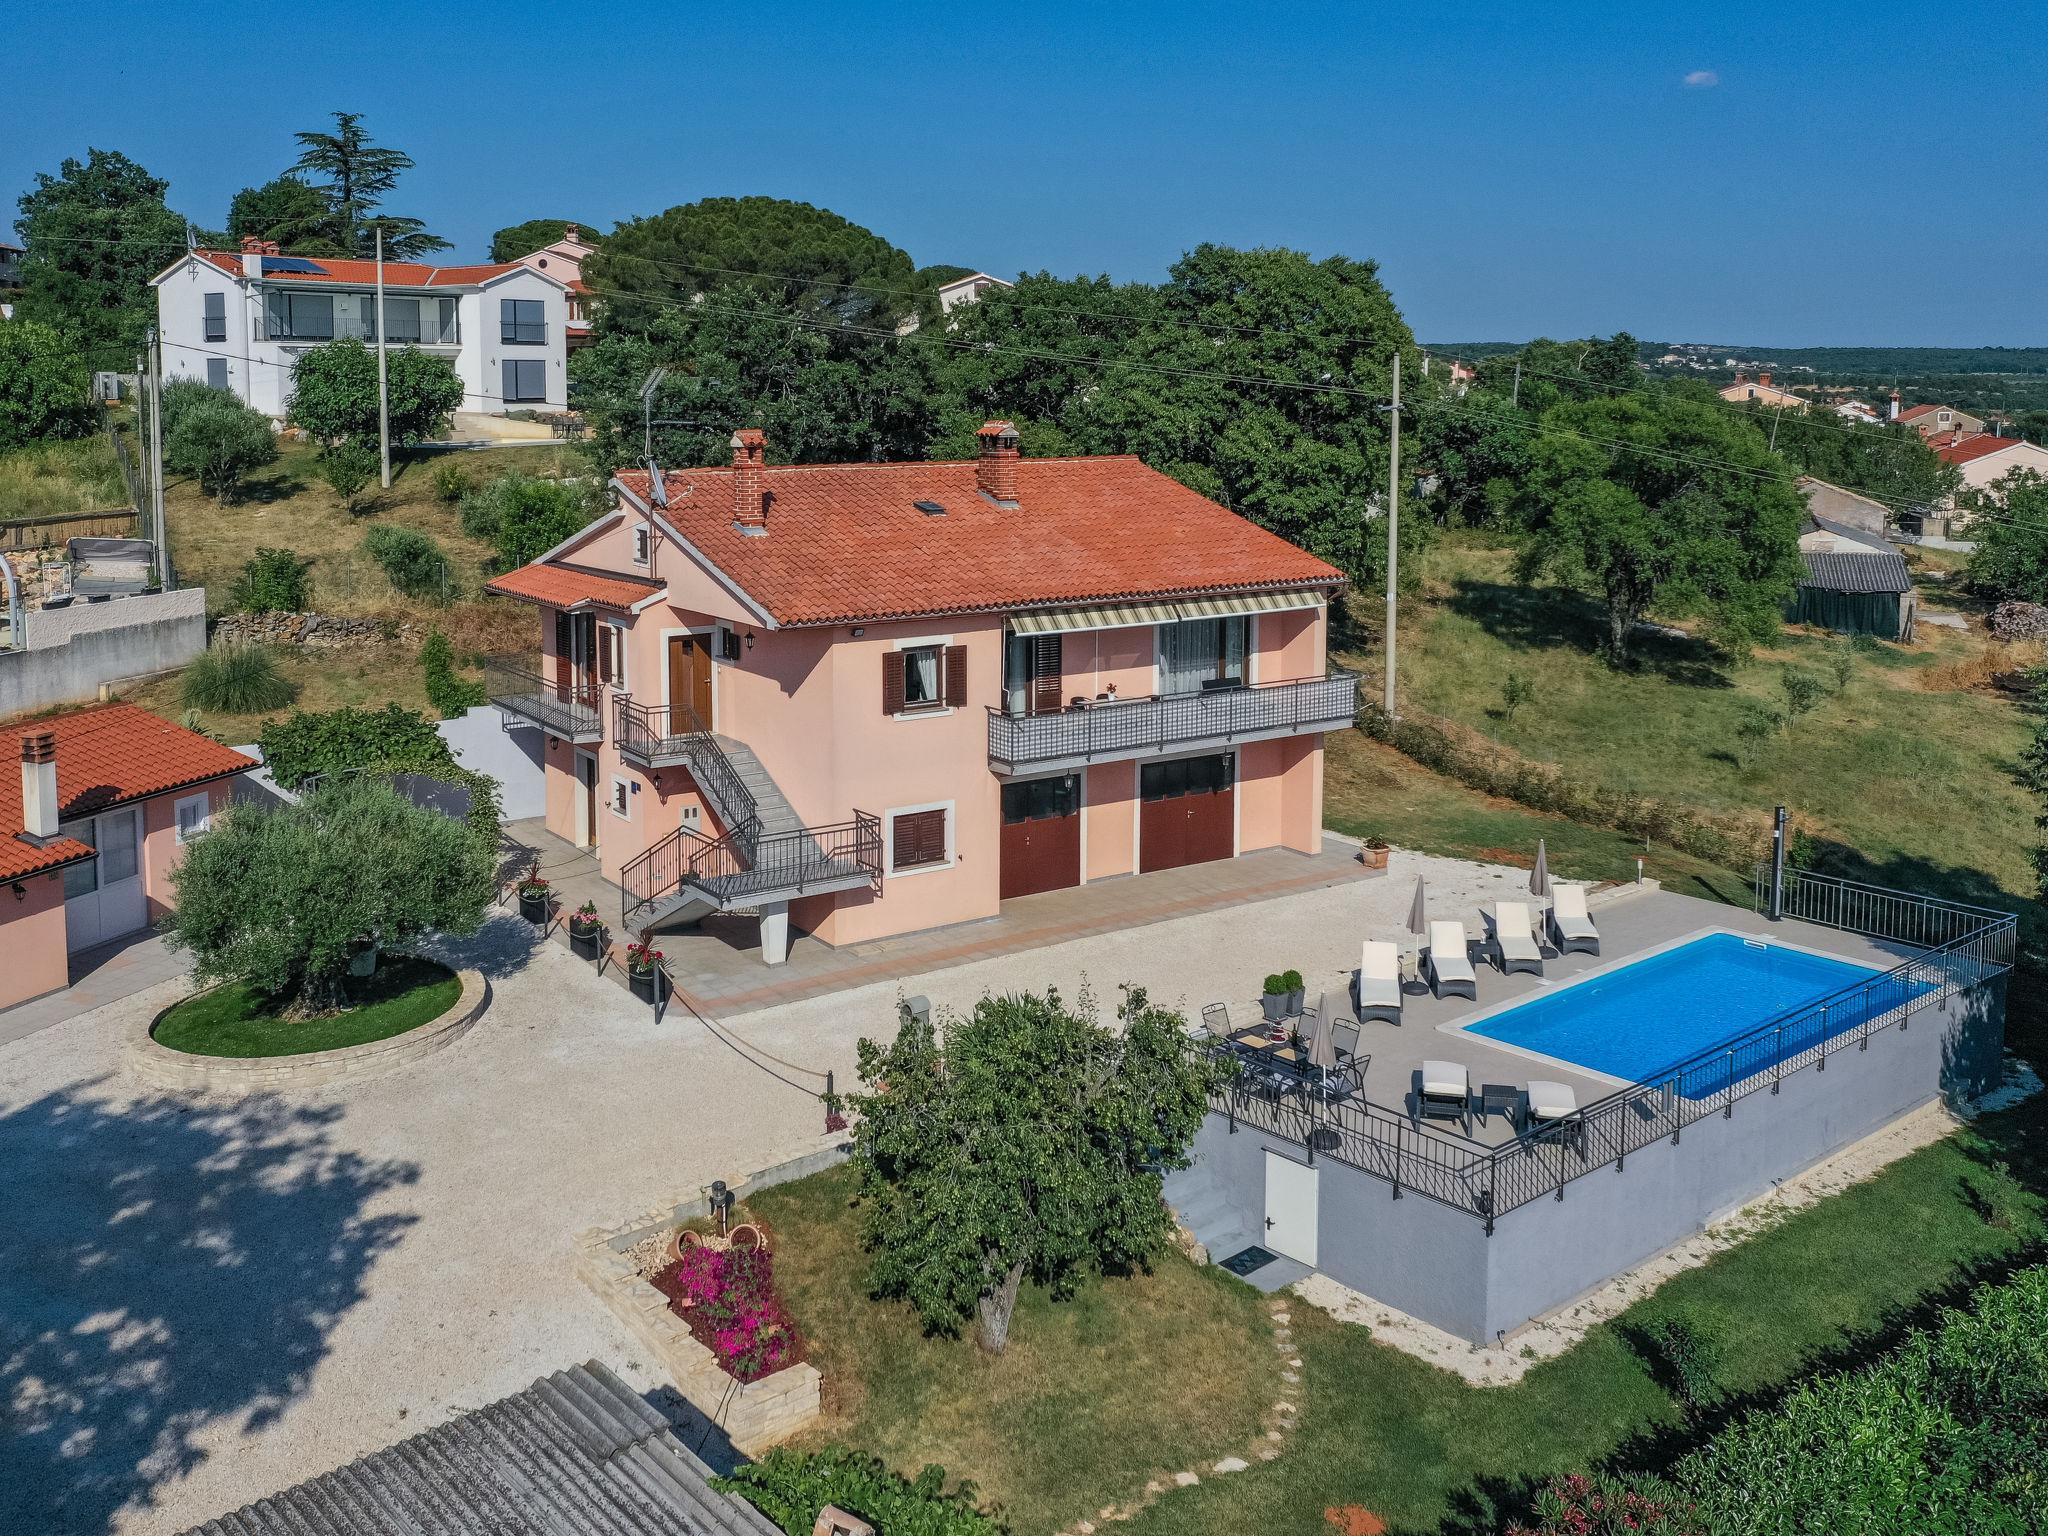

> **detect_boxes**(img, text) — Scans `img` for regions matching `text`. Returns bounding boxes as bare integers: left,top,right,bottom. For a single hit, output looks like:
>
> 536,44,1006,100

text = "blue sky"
6,1,2042,345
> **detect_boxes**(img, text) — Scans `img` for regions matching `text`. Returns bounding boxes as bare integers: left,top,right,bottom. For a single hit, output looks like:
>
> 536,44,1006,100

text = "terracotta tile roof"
485,561,664,611
1895,403,1941,423
1,704,255,880
1933,433,2028,465
610,454,1344,627
192,251,529,289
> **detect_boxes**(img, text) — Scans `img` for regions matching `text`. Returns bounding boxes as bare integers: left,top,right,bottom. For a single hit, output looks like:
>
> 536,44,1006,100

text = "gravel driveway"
0,848,1519,1534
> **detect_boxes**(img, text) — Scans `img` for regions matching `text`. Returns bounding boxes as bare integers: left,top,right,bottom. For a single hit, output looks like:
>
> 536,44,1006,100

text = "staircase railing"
613,694,759,831
620,812,884,930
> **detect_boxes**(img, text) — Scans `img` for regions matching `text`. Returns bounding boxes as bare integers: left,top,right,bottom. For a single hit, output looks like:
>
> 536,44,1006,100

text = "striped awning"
1009,590,1323,635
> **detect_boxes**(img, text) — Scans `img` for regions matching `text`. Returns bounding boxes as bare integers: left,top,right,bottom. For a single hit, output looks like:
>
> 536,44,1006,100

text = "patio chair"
1486,902,1544,977
1201,1001,1234,1041
1356,939,1404,1025
1547,883,1600,956
1417,1059,1471,1135
1526,1079,1585,1156
1423,920,1478,1001
1331,1018,1363,1065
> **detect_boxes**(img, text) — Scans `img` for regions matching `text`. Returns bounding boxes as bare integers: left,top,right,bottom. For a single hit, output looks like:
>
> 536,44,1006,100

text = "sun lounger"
1423,920,1478,1000
1357,940,1404,1024
1547,883,1600,956
1487,901,1544,976
1418,1059,1471,1134
1526,1079,1584,1154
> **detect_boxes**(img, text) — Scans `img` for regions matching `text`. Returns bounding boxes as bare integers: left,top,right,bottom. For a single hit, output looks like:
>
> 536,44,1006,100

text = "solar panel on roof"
262,257,328,274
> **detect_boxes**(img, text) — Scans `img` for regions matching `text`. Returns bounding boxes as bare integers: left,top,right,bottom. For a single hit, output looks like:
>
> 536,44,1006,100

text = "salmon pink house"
484,423,1356,964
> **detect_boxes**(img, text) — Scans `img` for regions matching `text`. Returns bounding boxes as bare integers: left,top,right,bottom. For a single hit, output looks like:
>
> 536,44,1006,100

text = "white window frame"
605,621,628,691
174,792,211,845
884,799,955,879
609,776,631,820
632,524,651,567
892,632,955,720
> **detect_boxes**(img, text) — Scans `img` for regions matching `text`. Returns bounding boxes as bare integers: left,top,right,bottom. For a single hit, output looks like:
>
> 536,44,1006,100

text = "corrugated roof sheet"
1800,550,1912,595
175,1361,780,1536
1803,513,1895,552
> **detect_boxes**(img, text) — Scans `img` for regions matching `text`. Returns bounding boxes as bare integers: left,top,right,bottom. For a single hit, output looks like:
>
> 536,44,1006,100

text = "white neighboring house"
150,238,571,420
936,271,1013,312
510,224,598,348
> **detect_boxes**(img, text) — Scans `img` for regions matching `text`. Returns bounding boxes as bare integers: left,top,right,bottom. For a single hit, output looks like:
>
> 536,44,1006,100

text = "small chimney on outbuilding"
19,731,58,842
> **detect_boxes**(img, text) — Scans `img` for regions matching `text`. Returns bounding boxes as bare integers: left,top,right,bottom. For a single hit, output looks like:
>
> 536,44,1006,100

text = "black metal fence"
483,658,602,738
1219,874,2015,1230
613,694,758,832
621,813,882,928
987,669,1361,769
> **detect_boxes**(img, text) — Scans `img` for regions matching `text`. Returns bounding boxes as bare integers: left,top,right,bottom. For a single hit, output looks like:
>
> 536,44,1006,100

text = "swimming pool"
1461,932,1921,1094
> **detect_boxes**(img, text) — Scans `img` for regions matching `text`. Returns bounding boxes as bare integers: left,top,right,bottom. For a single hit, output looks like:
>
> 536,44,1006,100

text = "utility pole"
1769,406,1783,452
639,367,669,463
375,224,392,489
145,327,169,590
1511,359,1521,409
1384,350,1401,717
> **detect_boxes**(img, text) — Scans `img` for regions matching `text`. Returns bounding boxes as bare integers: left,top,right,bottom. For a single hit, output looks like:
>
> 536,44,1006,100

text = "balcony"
256,315,461,345
485,659,602,742
986,669,1361,774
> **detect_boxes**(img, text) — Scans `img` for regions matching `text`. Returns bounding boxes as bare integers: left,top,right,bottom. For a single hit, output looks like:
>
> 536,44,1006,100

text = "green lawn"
152,954,460,1057
0,434,127,522
1115,1095,2048,1536
744,1166,1283,1536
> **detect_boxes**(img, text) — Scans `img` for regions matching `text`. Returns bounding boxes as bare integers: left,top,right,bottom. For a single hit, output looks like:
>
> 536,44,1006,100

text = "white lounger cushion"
1359,940,1402,1005
1492,902,1540,959
1526,1080,1577,1120
1422,1060,1469,1098
1551,884,1597,939
1426,921,1475,981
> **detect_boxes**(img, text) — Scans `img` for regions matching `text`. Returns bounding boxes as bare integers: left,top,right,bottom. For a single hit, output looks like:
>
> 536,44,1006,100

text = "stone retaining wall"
211,611,425,650
125,966,488,1093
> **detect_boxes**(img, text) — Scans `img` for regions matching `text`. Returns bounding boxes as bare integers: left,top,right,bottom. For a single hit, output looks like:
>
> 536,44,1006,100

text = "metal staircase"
615,695,881,935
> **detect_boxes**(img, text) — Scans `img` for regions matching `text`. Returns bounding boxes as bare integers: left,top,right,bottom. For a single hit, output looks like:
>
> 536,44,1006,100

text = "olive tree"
164,394,278,502
286,336,462,447
843,985,1215,1354
164,775,495,1014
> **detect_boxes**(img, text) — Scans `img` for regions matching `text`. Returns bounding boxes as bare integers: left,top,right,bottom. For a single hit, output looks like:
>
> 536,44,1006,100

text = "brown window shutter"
597,626,614,685
943,644,967,708
893,808,947,870
882,650,906,715
554,611,572,697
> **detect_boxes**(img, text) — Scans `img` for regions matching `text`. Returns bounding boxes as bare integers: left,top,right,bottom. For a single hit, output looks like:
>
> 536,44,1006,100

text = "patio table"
1478,1082,1522,1129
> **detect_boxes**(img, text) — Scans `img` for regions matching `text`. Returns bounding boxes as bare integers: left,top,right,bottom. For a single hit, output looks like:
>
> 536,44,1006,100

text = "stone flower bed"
644,1230,805,1383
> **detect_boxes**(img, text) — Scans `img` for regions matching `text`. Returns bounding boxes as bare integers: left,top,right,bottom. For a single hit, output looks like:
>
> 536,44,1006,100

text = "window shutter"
502,360,517,407
943,644,967,708
882,651,906,715
597,625,613,685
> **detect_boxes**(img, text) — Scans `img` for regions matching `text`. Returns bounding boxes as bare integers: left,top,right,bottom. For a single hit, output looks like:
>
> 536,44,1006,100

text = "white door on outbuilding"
1262,1149,1319,1266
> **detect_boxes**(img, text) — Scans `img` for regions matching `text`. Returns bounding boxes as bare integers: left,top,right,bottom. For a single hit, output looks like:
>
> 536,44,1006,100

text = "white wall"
468,270,570,413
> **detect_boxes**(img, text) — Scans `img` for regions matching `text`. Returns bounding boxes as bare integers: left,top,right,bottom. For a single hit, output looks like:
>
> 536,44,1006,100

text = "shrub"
230,547,313,614
650,1243,801,1383
1779,667,1826,724
158,377,237,441
460,470,591,567
1499,670,1535,722
180,644,296,714
286,337,463,446
316,440,379,515
0,318,96,448
1827,644,1857,694
1640,1307,1725,1409
714,1448,1003,1536
420,627,485,718
430,459,471,502
362,523,448,601
164,396,277,503
1732,701,1780,766
1509,1474,1701,1536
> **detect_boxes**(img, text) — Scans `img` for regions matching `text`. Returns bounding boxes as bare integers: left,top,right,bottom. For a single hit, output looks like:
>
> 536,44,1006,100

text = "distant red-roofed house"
2,704,256,1010
1896,403,1984,439
150,238,571,420
1928,431,2048,515
482,425,1354,963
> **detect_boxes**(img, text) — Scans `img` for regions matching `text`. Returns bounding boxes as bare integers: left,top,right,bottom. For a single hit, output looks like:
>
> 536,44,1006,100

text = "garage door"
1139,753,1235,873
1000,774,1081,900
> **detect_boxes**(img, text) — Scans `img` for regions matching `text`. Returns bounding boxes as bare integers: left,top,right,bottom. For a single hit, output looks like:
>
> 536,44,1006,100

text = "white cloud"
1683,70,1720,88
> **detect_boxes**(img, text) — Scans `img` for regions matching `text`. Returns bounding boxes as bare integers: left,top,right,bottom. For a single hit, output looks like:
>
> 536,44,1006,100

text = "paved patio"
0,933,191,1049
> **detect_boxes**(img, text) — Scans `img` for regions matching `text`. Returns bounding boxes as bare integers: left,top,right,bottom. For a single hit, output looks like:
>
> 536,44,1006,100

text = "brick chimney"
19,731,57,842
1759,371,1772,388
730,429,767,533
1732,371,1747,385
976,420,1020,506
238,235,278,281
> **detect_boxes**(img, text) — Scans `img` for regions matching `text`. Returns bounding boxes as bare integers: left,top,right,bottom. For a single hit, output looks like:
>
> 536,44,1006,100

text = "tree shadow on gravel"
0,1081,419,1534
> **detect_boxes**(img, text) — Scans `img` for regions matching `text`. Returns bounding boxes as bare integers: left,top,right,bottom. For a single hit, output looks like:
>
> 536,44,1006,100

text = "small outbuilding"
1790,513,1916,641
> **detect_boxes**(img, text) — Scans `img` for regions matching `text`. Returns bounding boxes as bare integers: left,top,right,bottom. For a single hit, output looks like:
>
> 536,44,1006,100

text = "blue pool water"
1463,932,1917,1094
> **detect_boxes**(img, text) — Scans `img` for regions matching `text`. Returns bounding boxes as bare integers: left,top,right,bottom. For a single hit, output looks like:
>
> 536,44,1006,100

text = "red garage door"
1139,754,1235,873
1001,774,1082,899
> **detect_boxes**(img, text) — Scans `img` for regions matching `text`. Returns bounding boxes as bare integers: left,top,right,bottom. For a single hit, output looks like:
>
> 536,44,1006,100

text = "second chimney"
731,429,767,533
976,420,1020,506
1759,371,1772,388
20,731,57,842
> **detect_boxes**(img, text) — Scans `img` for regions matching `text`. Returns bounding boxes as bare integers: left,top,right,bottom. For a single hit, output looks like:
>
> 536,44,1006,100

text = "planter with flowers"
626,941,665,1004
649,1238,803,1384
1361,836,1391,871
517,873,551,925
568,901,605,961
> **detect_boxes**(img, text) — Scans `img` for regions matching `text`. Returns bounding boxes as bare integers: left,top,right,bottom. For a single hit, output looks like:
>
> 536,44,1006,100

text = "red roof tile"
1895,403,1941,423
1,705,256,880
485,561,664,611
192,251,531,289
1933,433,2029,465
610,454,1344,627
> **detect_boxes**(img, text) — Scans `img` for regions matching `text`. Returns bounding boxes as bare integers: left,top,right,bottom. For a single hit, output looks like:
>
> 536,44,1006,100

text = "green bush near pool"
152,955,461,1059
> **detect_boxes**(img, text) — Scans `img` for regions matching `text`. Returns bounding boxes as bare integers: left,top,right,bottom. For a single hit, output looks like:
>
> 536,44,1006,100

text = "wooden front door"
579,752,600,849
1000,774,1081,899
1138,754,1235,873
668,633,713,728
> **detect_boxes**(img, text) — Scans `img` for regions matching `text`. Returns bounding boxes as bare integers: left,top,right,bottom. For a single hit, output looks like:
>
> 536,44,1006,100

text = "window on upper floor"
883,643,967,714
265,290,334,341
632,525,650,566
380,295,421,343
501,297,546,345
202,291,226,343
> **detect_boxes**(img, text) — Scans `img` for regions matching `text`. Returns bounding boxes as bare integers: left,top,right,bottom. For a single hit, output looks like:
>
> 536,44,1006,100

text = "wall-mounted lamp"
744,631,756,651
10,882,24,902
850,626,866,638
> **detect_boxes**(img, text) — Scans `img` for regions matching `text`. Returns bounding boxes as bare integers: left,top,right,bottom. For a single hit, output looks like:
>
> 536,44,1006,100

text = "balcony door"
667,633,713,730
555,613,596,703
1159,617,1246,697
1003,633,1063,715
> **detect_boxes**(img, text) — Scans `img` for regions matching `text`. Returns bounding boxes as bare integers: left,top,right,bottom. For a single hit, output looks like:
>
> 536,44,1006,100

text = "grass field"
151,955,460,1057
121,644,443,743
0,435,127,522
1116,1093,2047,1536
745,1165,1282,1536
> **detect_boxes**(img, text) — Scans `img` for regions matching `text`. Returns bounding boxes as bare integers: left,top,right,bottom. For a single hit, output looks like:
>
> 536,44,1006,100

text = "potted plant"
626,941,665,1004
1361,836,1391,870
1283,968,1305,1017
1261,972,1295,1025
516,872,551,924
567,900,604,960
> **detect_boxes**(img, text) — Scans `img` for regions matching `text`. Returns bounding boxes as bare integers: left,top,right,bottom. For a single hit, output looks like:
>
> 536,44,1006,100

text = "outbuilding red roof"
608,454,1344,627
485,561,664,612
2,704,256,880
191,251,531,289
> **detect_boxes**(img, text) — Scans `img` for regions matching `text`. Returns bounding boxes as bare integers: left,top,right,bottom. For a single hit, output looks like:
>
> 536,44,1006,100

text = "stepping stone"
1174,1471,1200,1488
1282,1370,1299,1383
1214,1457,1249,1474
